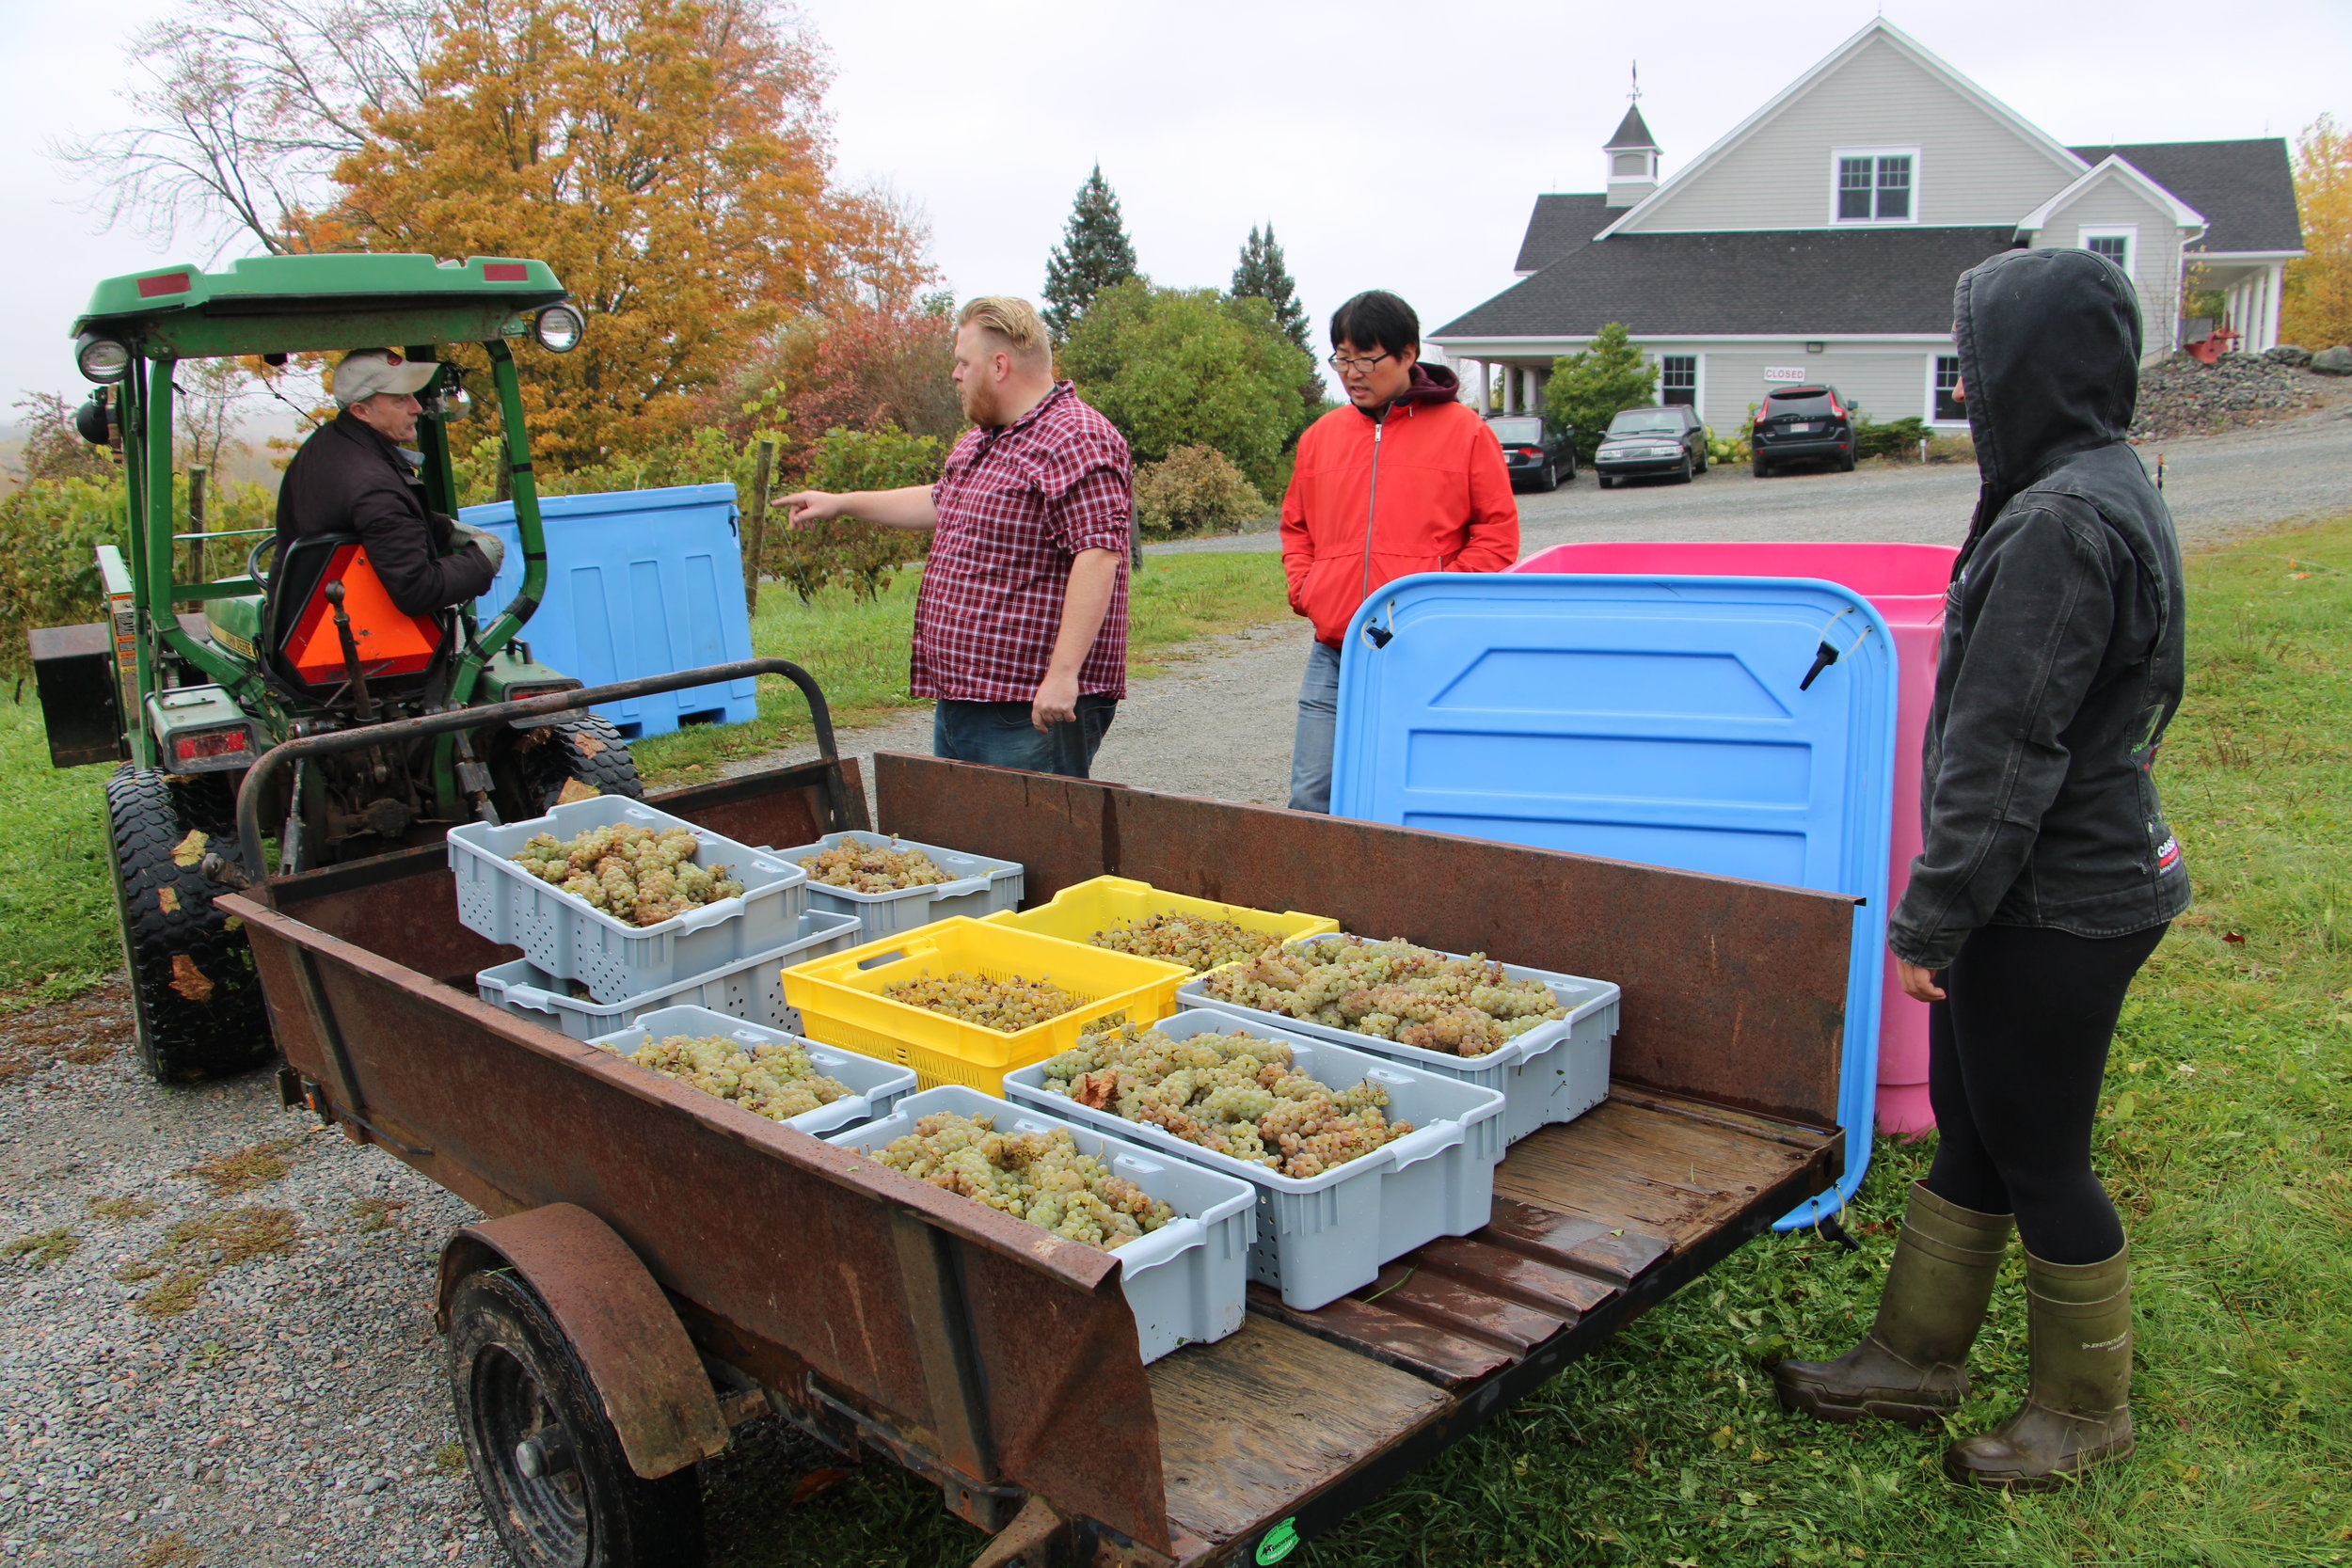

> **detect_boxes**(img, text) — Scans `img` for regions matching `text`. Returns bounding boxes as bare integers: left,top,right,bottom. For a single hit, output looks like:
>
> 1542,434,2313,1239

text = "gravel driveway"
1,396,2344,1568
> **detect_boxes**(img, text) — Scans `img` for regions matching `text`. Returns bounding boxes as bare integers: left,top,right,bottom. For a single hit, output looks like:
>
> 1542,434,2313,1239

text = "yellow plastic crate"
982,876,1339,976
778,916,1188,1094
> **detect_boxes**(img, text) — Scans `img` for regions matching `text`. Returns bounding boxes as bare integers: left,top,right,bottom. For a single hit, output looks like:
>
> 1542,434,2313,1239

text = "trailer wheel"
448,1268,705,1568
498,715,645,819
105,767,270,1084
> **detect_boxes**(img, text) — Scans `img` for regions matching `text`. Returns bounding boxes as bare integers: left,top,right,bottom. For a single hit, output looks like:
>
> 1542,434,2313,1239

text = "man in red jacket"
1280,291,1519,811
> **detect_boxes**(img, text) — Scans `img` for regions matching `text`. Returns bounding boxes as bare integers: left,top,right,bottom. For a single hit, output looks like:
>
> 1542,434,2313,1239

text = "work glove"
450,520,507,576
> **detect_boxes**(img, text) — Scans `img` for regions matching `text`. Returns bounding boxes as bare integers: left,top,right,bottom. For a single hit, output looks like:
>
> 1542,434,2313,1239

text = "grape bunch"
868,1110,1173,1250
1199,936,1565,1057
881,970,1079,1032
1041,1023,1414,1179
799,838,953,893
1087,911,1282,974
512,823,744,927
627,1034,851,1122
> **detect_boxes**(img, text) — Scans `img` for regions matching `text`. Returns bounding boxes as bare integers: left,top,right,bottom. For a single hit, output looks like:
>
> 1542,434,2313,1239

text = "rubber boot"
1772,1182,2013,1429
1945,1243,2133,1489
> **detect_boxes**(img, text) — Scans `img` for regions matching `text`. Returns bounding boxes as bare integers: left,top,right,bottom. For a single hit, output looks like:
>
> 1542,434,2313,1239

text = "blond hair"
957,295,1053,369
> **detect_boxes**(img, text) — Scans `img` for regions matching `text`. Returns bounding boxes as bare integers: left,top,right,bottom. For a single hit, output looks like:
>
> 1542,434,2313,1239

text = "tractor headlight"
75,332,131,385
532,304,585,354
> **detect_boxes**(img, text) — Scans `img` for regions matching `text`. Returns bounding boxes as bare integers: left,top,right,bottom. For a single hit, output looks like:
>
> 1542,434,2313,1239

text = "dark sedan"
1594,404,1707,487
1485,413,1577,491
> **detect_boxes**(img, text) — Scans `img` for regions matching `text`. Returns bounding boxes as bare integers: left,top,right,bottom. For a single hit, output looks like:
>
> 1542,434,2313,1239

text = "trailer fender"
436,1202,728,1481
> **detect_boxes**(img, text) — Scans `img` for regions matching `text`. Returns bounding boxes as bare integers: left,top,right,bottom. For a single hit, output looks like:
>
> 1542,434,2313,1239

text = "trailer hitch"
233,657,849,882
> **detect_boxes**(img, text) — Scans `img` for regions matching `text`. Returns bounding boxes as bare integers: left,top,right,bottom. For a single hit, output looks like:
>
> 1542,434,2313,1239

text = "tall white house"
1432,20,2306,435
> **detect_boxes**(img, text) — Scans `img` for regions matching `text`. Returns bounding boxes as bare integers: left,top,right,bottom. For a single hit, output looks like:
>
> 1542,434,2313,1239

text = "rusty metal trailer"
217,678,1851,1568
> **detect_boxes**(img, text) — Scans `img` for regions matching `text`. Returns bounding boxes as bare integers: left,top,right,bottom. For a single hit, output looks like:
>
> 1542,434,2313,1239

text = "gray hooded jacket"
1886,247,2190,969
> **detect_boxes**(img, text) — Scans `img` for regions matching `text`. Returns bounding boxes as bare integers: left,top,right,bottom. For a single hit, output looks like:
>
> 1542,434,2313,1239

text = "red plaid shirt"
912,382,1133,703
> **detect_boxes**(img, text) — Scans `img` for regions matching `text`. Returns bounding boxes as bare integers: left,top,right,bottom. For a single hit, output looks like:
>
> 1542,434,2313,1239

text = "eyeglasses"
1326,352,1395,375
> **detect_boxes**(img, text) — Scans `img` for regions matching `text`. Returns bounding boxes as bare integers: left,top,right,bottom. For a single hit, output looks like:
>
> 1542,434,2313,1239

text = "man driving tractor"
276,349,507,614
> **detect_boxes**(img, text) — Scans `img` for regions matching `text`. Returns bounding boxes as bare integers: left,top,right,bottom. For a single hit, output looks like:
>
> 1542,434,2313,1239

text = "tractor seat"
260,531,451,699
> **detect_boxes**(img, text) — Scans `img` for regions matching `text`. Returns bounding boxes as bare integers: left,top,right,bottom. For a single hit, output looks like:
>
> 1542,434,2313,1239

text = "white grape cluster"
1041,1023,1413,1179
628,1034,850,1121
799,838,952,893
882,969,1078,1032
1088,911,1281,974
869,1110,1173,1250
512,824,744,928
1200,936,1564,1057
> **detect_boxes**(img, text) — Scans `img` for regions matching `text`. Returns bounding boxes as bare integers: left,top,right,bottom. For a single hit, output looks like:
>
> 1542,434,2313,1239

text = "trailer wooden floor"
1142,1089,1840,1562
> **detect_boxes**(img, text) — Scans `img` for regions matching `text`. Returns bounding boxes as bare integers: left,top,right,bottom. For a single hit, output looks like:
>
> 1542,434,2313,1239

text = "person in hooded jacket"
1772,248,2189,1489
1279,291,1518,812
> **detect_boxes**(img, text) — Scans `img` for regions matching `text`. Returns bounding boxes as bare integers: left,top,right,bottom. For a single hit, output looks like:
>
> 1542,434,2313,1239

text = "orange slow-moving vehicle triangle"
284,544,444,683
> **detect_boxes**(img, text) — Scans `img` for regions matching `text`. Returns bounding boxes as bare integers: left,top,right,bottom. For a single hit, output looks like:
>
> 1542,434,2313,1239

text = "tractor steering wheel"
245,532,281,587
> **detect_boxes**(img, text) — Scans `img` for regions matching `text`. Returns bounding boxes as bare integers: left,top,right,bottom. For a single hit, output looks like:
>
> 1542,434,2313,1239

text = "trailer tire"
449,1268,705,1568
105,767,271,1084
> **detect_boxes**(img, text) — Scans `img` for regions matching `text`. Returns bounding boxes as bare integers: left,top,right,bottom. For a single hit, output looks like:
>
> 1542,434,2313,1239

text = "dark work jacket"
1886,247,2190,969
275,412,494,616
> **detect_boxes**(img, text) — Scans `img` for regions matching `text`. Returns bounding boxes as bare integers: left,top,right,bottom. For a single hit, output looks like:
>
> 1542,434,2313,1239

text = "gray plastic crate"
1005,1010,1505,1310
587,1005,917,1136
450,796,809,1003
828,1085,1254,1364
1179,934,1618,1145
767,831,1024,940
475,909,864,1040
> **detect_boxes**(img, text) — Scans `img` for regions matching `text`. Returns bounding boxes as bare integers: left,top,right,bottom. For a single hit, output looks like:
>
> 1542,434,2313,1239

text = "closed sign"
1763,366,1808,383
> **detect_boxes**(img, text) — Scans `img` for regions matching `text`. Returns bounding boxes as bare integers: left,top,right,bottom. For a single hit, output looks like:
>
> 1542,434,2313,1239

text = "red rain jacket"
1279,364,1520,646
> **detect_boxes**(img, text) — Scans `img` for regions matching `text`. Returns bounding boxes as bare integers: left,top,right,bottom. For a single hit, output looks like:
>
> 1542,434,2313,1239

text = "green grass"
628,551,1292,784
0,693,119,1004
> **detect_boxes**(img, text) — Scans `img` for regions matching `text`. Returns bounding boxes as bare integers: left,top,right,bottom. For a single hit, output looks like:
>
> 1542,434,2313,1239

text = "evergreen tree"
1229,225,1310,354
1042,165,1138,338
1545,323,1659,461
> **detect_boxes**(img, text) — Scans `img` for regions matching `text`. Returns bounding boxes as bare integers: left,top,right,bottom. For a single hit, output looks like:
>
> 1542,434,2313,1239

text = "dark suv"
1485,413,1577,491
1751,385,1854,476
1595,404,1707,487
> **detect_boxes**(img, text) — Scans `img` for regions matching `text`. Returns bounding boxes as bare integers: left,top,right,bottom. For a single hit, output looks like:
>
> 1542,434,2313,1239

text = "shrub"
1544,324,1659,462
773,424,946,601
1132,445,1266,540
1854,415,1929,460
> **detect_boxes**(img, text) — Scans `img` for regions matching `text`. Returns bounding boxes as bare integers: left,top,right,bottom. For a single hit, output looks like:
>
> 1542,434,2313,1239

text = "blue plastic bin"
462,483,757,739
1329,572,1896,1230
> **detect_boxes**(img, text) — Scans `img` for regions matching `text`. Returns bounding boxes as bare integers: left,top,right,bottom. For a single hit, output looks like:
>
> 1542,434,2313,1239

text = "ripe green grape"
627,1034,851,1122
799,838,953,893
881,969,1079,1032
1086,911,1282,974
867,1110,1174,1250
1198,936,1565,1057
511,823,746,927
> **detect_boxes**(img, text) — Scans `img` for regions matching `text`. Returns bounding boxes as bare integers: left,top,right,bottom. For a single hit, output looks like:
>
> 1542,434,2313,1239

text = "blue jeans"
1287,640,1342,813
932,696,1118,779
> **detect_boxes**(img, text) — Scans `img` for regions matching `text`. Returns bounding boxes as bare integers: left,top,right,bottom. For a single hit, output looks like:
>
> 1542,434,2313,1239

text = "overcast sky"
4,0,2346,417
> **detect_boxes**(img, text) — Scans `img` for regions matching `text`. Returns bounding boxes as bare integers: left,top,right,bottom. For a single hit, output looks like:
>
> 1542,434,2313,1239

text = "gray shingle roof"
1605,104,1659,150
2066,139,2303,254
1434,226,2020,341
1513,193,1616,274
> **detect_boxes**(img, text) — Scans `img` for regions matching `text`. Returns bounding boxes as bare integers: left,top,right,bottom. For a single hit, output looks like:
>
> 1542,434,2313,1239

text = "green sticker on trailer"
1255,1518,1300,1563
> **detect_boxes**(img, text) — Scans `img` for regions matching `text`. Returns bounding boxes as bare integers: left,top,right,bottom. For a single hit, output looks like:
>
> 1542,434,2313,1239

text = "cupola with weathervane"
1604,101,1661,208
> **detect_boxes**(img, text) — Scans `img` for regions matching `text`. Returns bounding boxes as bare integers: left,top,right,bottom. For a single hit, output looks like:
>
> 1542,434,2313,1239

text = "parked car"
1594,404,1707,487
1751,385,1855,476
1485,413,1577,491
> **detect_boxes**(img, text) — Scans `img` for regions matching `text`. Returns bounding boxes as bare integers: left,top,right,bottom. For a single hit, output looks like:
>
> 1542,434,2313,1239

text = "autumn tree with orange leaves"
2281,115,2352,354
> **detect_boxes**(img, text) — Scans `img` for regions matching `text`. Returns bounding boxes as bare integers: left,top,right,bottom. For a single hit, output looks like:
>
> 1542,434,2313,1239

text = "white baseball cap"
332,349,438,407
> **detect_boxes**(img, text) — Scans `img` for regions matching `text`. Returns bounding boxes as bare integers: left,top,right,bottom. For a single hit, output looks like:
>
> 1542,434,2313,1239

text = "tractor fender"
436,1202,728,1480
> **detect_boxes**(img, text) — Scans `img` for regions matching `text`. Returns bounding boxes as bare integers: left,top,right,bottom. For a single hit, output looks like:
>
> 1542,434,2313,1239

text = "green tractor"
30,252,644,1084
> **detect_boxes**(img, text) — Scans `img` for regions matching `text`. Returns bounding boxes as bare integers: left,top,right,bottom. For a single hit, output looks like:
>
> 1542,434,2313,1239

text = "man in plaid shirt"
783,296,1133,777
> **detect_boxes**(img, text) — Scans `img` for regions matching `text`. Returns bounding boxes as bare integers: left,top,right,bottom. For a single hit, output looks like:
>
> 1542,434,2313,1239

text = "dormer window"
1613,152,1650,178
1832,148,1917,223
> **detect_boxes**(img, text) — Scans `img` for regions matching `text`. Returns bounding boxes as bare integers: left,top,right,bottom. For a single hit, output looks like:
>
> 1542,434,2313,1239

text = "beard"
959,377,1004,428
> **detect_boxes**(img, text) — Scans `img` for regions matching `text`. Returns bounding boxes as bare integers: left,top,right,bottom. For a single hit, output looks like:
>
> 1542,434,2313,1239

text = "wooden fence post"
741,439,776,616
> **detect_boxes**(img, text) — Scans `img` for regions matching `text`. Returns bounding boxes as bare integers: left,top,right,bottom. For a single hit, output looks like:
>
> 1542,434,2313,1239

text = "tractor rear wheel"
105,767,271,1084
496,715,645,820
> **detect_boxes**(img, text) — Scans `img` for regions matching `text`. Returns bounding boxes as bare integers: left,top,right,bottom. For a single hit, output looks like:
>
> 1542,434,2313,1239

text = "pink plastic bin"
1513,540,1959,1133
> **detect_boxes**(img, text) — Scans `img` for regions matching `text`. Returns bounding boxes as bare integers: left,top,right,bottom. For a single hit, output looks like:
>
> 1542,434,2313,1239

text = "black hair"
1328,291,1420,357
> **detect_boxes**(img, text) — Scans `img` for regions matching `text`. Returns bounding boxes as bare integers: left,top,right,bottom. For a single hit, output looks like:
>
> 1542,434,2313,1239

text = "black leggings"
1923,922,2167,1265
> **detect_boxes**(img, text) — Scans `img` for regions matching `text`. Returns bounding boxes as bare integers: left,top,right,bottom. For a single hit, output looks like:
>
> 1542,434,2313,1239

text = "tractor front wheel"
105,767,271,1084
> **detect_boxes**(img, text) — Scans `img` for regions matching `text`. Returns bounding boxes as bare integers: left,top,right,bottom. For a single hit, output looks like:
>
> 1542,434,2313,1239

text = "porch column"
1518,366,1538,413
1471,361,1491,415
2265,262,2286,351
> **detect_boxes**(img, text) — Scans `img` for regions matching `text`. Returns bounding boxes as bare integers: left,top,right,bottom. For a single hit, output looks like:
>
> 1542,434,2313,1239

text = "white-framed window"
1831,147,1919,224
1659,354,1699,408
2079,225,2137,277
1930,355,1965,424
1613,151,1648,177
